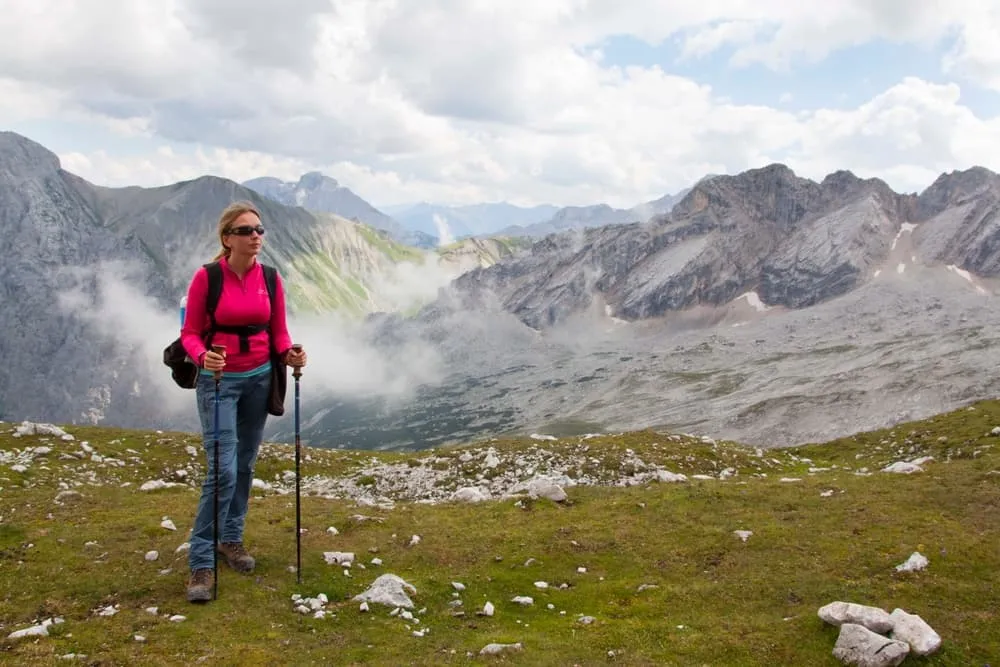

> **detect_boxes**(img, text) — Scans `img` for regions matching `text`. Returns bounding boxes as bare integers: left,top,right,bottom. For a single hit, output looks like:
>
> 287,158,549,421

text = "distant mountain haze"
242,172,438,249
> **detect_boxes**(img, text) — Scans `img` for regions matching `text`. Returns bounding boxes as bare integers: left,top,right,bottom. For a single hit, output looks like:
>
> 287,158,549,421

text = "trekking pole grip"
291,344,303,378
212,344,226,380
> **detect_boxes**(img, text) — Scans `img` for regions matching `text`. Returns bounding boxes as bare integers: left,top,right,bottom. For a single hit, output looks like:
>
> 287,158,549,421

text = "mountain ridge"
5,129,1000,453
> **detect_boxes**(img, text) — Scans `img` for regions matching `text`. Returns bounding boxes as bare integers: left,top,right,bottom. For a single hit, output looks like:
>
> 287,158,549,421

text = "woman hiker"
180,201,307,603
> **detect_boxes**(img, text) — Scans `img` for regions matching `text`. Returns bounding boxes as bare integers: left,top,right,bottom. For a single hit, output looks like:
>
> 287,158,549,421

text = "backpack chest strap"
207,323,269,354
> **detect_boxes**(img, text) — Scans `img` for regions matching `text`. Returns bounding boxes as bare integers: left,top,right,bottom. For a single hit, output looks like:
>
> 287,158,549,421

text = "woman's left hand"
284,346,307,368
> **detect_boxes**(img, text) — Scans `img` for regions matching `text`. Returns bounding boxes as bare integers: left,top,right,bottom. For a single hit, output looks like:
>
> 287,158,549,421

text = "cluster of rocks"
348,573,592,653
819,601,941,666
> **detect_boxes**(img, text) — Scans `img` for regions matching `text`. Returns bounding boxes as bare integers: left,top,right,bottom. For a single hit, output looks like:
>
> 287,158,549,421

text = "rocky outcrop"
446,164,1000,329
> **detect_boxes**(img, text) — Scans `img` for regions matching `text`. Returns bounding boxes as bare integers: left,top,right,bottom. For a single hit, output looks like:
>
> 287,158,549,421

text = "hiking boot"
218,542,255,573
186,568,214,603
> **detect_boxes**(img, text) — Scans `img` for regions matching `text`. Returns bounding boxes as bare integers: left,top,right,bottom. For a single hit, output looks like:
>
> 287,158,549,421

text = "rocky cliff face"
448,164,993,328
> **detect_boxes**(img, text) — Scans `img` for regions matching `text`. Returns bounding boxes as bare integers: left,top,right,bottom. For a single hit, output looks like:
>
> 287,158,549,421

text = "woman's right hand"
202,350,226,372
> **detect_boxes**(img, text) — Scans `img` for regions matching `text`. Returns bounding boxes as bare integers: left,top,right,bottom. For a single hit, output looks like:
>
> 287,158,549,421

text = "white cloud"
2,0,1000,209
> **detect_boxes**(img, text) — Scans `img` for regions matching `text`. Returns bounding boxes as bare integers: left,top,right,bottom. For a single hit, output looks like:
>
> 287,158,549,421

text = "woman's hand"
284,346,307,368
202,349,226,372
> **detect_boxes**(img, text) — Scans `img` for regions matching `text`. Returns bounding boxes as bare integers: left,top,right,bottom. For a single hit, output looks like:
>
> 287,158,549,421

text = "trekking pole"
292,344,303,584
211,344,225,600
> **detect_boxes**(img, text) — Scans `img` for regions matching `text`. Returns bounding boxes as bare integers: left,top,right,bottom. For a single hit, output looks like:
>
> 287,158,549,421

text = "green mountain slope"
1,401,997,664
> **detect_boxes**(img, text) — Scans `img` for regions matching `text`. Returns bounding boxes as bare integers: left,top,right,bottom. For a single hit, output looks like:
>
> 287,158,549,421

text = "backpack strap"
262,264,277,309
201,261,224,349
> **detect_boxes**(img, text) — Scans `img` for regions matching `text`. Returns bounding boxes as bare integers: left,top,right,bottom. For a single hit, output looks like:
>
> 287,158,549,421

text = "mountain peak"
917,165,1000,218
297,171,339,190
0,131,62,180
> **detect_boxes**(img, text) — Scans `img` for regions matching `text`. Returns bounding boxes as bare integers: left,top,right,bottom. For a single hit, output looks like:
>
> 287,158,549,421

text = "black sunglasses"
227,225,265,236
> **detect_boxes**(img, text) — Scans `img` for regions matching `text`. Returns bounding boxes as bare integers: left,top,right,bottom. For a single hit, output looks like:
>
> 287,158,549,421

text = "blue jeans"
188,365,270,571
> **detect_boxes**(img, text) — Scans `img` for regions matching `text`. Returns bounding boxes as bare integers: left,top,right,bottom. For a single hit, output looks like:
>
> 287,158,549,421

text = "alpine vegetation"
1,398,998,664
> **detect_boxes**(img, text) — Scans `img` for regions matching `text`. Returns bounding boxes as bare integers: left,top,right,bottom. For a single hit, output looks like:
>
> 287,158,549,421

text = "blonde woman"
180,201,307,602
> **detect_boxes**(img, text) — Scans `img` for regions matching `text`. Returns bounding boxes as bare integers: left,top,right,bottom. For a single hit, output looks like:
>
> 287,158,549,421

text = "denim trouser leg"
188,369,270,571
225,373,269,542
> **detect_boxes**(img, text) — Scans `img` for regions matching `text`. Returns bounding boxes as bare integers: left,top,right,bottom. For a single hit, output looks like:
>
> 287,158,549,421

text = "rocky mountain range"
246,173,694,244
0,131,511,428
4,128,1000,454
289,163,1000,450
446,164,1000,328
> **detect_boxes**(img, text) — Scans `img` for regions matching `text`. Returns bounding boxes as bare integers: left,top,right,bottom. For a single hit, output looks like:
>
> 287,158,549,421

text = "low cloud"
53,259,451,430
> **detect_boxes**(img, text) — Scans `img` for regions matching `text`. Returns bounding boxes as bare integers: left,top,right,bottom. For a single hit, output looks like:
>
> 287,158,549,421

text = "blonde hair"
212,201,262,261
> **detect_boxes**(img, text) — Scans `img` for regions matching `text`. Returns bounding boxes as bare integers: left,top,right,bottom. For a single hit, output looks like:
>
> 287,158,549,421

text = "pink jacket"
180,257,294,372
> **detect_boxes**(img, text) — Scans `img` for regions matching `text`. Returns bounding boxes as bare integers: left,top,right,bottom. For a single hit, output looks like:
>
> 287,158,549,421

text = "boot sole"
186,588,212,603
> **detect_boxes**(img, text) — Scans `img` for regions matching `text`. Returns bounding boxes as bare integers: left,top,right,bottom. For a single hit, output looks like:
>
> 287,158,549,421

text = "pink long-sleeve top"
180,257,294,372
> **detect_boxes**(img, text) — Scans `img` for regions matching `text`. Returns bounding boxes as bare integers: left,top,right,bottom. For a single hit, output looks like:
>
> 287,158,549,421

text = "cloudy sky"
2,0,999,209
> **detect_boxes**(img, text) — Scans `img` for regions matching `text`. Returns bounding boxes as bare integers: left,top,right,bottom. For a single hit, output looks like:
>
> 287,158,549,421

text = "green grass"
1,400,999,665
356,225,424,263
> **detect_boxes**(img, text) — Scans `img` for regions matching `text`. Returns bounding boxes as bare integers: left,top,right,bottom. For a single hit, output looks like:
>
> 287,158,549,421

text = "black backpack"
162,261,287,414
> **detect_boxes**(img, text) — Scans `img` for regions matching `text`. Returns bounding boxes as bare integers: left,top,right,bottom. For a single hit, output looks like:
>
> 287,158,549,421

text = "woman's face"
225,212,264,258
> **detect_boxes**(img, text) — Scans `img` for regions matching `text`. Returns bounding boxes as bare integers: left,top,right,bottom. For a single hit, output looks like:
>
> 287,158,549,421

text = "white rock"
882,461,923,474
323,551,355,566
511,596,533,605
480,642,522,655
652,469,688,483
832,623,909,666
527,478,567,502
484,449,501,468
889,608,942,656
482,602,495,616
169,615,186,622
818,601,894,633
145,550,159,561
409,535,421,546
185,445,198,457
134,635,146,642
326,526,339,535
578,615,596,625
352,574,417,608
534,581,549,589
450,486,491,503
175,542,190,553
359,601,369,612
54,490,83,504
139,479,184,492
895,552,928,572
734,530,753,542
7,624,49,639
451,582,466,591
160,518,177,531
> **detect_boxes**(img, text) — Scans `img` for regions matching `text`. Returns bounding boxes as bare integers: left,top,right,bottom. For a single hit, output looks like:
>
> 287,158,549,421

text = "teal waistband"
200,360,271,378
